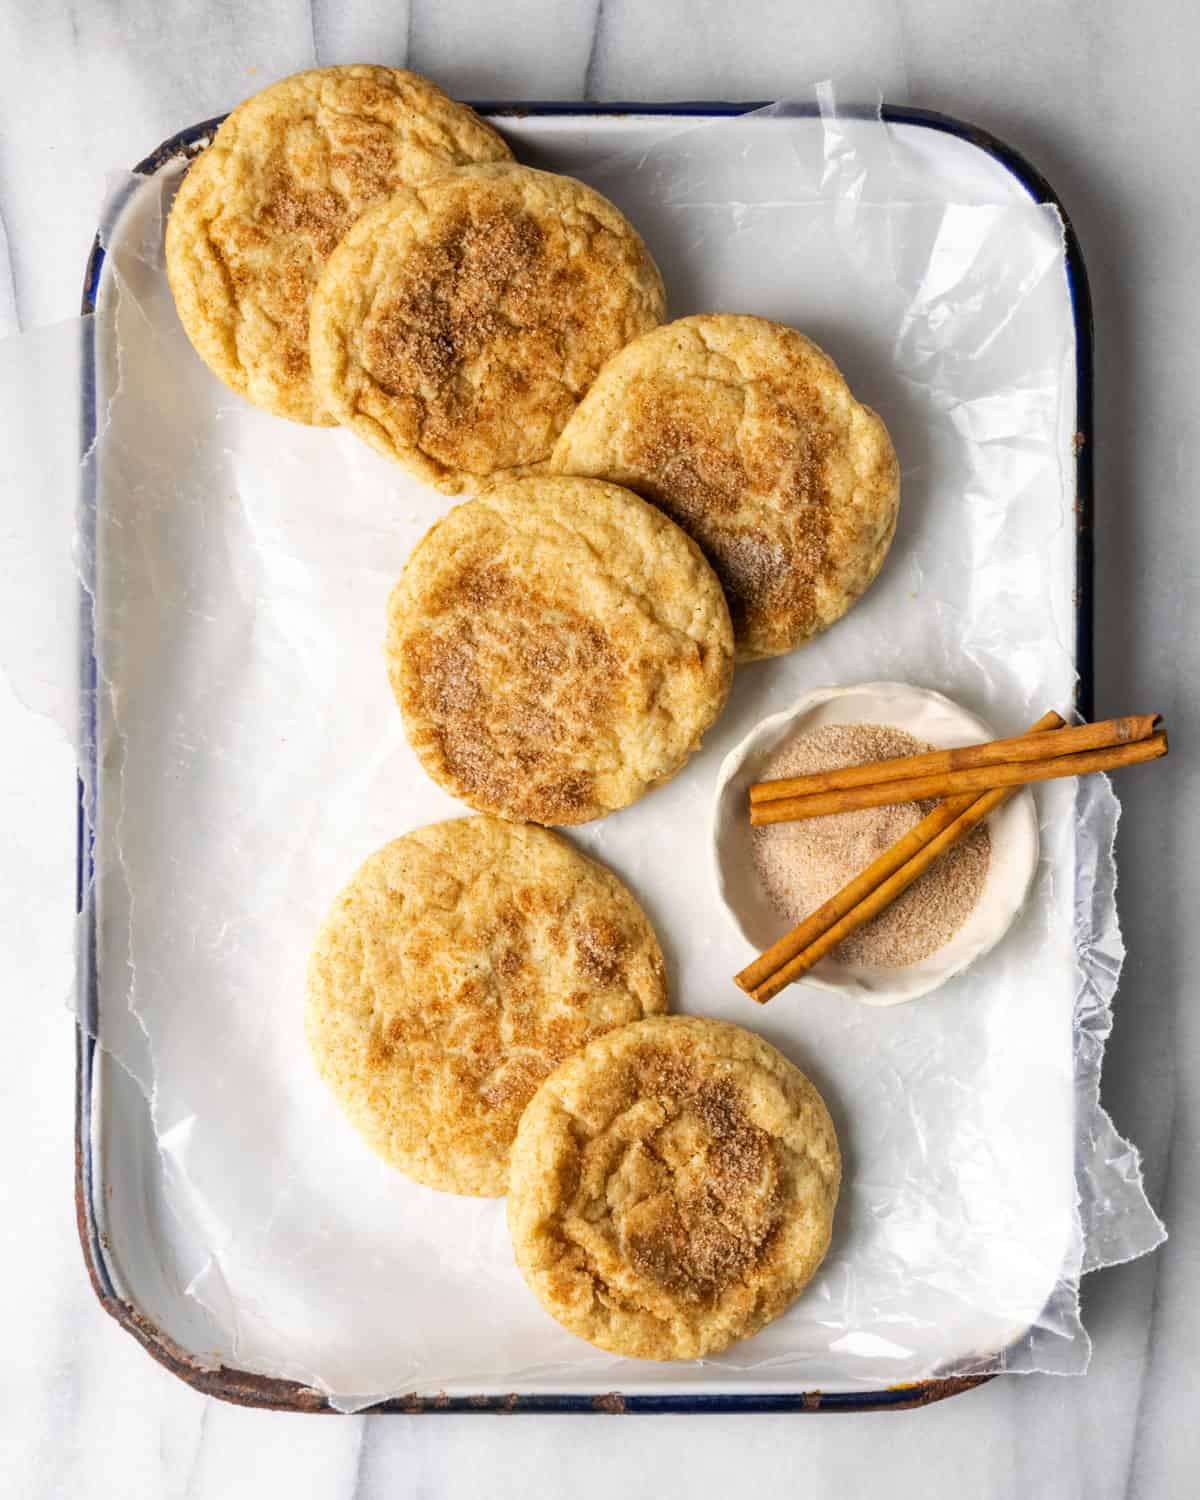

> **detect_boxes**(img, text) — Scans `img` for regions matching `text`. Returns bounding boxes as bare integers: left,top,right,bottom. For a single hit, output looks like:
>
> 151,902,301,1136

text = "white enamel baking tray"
75,102,1092,1413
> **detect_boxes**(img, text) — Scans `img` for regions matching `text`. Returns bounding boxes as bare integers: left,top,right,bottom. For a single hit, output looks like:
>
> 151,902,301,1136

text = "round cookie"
385,476,734,825
306,818,668,1196
165,66,511,424
551,313,900,660
507,1016,841,1360
309,163,666,491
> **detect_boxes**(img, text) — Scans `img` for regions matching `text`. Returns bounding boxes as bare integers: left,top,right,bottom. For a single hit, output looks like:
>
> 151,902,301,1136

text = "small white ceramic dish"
712,681,1040,1006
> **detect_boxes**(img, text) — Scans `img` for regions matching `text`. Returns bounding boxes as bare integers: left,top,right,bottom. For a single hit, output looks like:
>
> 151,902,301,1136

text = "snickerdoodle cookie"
309,163,666,490
306,817,668,1196
385,476,733,825
507,1016,841,1359
165,66,510,424
552,314,900,660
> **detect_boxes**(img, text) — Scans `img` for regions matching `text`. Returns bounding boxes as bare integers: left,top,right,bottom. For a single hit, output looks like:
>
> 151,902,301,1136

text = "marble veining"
1,2,1195,1497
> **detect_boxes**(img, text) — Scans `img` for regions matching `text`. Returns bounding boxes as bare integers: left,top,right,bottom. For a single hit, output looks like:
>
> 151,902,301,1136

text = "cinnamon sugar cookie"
309,163,666,490
551,314,900,660
385,476,733,825
165,66,510,424
306,818,668,1196
507,1016,841,1359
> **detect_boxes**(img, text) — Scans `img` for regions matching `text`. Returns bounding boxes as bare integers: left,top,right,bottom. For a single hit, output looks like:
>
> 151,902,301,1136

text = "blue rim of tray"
74,100,1093,1415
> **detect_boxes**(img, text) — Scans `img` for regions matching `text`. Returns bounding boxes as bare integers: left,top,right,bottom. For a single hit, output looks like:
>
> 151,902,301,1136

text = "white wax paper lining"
0,88,1165,1408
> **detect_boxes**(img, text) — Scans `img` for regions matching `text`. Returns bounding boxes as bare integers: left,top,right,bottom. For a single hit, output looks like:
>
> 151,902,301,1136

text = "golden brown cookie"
165,66,511,424
306,818,668,1196
507,1016,841,1360
551,314,900,660
308,163,666,490
385,476,734,825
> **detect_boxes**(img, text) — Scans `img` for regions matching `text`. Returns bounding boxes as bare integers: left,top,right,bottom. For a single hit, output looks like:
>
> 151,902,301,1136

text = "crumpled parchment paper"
0,85,1164,1408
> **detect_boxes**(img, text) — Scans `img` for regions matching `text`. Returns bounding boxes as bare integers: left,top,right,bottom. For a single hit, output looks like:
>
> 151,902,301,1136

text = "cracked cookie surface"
385,476,733,825
309,163,666,490
165,65,510,425
306,817,668,1196
551,313,900,660
507,1016,841,1359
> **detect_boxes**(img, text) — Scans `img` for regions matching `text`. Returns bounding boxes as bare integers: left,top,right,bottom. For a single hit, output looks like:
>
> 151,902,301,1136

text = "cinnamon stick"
734,711,1065,1000
745,779,1024,1003
750,714,1161,806
749,732,1168,827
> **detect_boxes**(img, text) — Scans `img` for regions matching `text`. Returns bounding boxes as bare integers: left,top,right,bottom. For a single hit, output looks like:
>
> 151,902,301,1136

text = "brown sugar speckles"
615,1065,782,1302
507,1018,840,1359
551,314,899,659
573,914,629,987
257,171,350,256
624,387,833,641
165,66,512,424
404,571,619,825
386,477,733,825
631,406,751,523
309,164,666,489
361,205,550,403
328,121,402,201
306,818,669,1196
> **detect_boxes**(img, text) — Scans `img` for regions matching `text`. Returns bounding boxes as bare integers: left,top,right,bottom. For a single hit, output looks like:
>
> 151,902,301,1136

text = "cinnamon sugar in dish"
751,723,990,967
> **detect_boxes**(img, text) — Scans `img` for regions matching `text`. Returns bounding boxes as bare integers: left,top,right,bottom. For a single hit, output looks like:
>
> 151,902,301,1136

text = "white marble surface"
0,2,1195,1495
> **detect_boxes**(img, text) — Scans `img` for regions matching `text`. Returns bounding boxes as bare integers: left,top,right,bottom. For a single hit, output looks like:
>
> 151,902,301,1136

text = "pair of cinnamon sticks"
735,712,1167,1004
